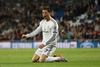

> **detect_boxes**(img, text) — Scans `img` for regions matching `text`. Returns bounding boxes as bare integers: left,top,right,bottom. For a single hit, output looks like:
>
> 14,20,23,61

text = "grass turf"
0,48,100,67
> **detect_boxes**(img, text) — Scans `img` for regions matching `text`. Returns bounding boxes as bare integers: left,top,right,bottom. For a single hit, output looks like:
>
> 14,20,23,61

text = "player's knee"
32,54,40,62
38,59,45,63
32,59,35,62
38,54,46,62
32,59,37,62
32,58,38,62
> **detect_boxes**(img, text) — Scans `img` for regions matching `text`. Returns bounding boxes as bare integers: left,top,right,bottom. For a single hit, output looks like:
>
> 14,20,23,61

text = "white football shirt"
26,17,58,46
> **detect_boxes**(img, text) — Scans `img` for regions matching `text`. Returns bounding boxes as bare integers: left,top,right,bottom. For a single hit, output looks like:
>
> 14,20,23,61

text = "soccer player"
22,7,67,62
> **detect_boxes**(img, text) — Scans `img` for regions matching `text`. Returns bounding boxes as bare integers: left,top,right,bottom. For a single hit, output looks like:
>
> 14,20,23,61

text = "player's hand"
39,44,44,49
22,34,27,38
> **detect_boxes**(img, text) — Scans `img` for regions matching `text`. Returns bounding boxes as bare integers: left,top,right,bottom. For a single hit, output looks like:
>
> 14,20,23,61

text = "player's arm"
22,24,42,38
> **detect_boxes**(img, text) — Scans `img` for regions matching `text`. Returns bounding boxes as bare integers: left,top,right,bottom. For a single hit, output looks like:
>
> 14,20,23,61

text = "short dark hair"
42,6,50,12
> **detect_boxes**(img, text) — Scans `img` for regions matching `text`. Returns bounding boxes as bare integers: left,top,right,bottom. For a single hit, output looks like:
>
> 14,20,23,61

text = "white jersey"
26,18,58,46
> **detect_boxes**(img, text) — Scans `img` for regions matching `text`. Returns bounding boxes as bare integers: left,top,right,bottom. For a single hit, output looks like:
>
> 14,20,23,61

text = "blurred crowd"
0,0,100,42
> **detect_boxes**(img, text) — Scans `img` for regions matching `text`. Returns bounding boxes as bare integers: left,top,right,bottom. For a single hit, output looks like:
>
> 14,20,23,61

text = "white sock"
45,56,61,62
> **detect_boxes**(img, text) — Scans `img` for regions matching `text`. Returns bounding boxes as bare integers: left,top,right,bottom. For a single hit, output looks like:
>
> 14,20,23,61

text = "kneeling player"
22,7,67,62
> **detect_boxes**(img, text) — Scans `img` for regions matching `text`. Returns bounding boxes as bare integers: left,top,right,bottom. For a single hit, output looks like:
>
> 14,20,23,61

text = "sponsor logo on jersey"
43,31,49,33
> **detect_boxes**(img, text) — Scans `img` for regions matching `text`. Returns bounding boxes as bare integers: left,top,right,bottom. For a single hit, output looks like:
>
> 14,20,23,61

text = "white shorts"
35,45,56,57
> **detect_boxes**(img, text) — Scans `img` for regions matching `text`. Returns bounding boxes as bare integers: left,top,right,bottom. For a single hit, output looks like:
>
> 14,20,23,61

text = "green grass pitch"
0,48,100,67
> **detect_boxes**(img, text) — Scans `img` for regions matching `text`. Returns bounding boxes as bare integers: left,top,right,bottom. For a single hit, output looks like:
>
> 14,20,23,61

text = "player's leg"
45,54,68,62
38,45,55,62
41,45,68,62
44,46,62,62
39,54,47,62
38,54,62,62
32,48,42,62
38,54,68,63
52,54,68,62
45,56,61,62
38,45,68,62
39,45,59,62
32,54,40,62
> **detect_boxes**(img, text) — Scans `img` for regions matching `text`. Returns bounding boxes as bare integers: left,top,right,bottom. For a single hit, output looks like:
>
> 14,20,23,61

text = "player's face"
42,10,49,19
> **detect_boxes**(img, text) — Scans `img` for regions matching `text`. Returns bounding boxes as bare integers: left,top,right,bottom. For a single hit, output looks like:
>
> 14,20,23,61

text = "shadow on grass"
0,61,68,65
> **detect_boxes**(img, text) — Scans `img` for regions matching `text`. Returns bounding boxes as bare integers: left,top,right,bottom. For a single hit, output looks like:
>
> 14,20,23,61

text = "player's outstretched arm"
22,24,42,38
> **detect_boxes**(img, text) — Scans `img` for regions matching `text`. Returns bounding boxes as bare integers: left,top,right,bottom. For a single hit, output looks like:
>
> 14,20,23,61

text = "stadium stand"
0,0,100,42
